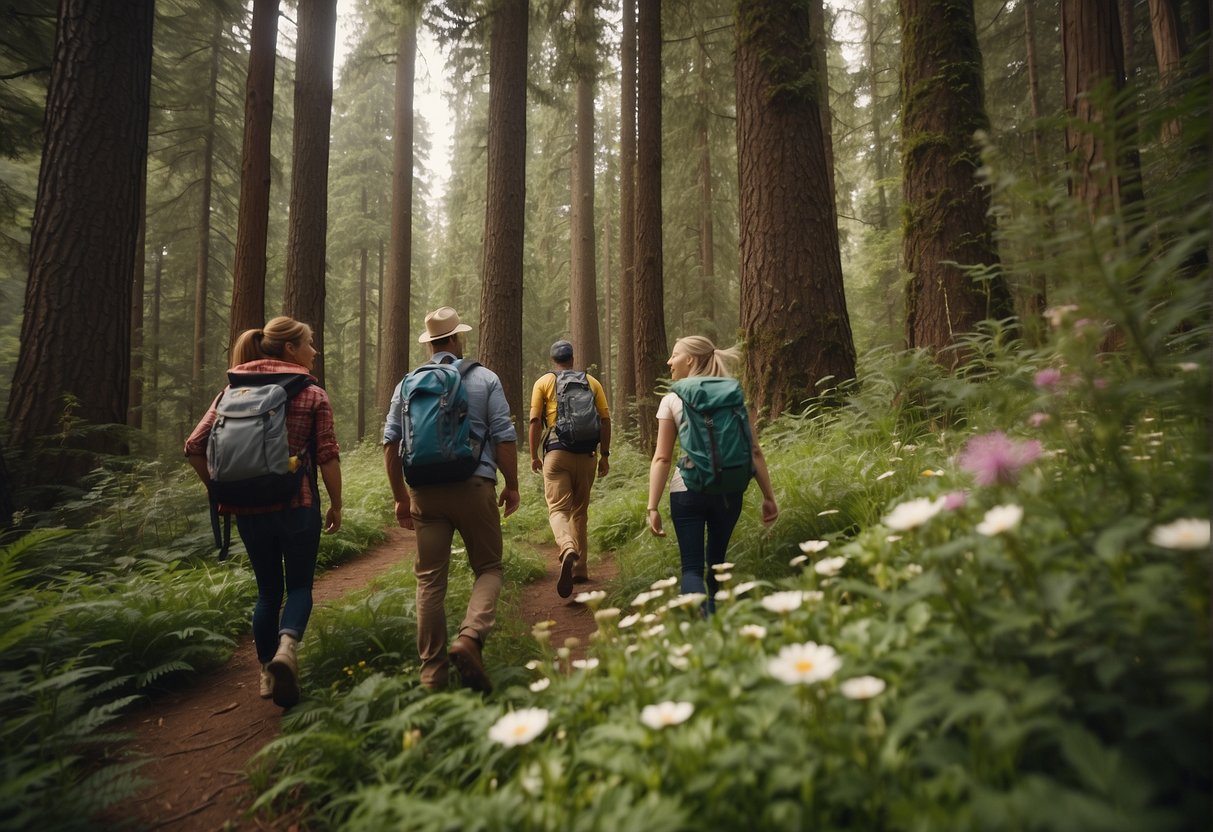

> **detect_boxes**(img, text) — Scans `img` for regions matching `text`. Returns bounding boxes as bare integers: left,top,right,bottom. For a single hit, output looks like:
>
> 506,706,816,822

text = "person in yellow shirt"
529,340,611,597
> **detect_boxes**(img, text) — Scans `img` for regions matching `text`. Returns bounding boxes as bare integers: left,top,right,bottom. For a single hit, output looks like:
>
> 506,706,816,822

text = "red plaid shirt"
185,359,340,513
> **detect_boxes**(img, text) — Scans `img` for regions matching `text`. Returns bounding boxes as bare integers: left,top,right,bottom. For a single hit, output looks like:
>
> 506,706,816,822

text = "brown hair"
676,335,741,378
425,332,464,357
231,316,312,366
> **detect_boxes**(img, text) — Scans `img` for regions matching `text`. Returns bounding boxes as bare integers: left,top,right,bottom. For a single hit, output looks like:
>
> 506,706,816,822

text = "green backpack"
670,377,755,495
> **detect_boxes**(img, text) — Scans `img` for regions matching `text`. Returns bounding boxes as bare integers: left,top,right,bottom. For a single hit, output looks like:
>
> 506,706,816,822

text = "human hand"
324,506,342,534
597,457,610,478
531,457,542,473
395,498,414,530
647,508,665,537
761,497,779,526
500,487,521,518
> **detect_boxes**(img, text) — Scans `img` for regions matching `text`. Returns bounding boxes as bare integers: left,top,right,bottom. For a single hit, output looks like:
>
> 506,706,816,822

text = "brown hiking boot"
557,551,578,598
449,635,492,694
268,634,300,708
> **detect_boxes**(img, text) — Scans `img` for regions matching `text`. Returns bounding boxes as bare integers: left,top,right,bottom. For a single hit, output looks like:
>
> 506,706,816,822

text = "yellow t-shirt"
530,371,610,441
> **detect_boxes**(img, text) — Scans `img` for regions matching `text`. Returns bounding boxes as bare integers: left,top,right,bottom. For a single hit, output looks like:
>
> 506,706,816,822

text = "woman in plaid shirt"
185,316,342,708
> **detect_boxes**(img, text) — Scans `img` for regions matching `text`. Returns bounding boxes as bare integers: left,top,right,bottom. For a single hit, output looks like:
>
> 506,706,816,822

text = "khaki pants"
410,477,503,689
542,450,597,578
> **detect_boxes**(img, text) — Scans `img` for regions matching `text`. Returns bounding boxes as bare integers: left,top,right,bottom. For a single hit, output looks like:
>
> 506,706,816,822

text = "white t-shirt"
656,392,687,493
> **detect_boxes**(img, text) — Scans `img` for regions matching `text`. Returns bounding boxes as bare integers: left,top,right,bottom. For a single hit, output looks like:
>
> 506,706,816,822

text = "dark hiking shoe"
449,635,492,694
557,552,578,598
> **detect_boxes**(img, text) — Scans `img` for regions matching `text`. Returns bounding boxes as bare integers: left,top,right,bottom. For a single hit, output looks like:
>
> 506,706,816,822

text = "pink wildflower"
1034,368,1063,390
942,491,968,510
957,432,1043,487
1027,412,1050,428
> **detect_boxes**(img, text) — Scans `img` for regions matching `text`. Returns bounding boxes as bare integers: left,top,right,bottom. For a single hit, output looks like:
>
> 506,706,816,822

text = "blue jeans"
669,490,744,615
236,506,321,663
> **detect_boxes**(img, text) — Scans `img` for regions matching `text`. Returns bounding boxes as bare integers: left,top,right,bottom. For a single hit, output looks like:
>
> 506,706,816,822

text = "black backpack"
550,370,601,453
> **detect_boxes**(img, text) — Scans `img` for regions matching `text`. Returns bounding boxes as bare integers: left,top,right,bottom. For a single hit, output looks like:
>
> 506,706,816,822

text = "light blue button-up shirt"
382,352,517,481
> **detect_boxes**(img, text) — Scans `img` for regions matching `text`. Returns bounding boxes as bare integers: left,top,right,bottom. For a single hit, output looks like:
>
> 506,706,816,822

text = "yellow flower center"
795,659,815,674
513,724,529,738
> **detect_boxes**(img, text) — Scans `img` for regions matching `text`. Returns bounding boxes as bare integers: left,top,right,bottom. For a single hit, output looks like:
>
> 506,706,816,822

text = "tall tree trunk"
150,244,163,441
695,33,717,331
358,198,369,440
1119,0,1136,78
808,0,836,201
570,0,602,373
616,0,638,429
284,0,336,386
1061,0,1142,222
378,4,416,415
229,0,279,353
194,8,222,401
6,0,153,476
900,0,1012,366
737,0,855,417
479,0,528,430
129,174,147,431
866,0,889,230
1018,0,1048,325
1149,0,1184,143
633,0,667,450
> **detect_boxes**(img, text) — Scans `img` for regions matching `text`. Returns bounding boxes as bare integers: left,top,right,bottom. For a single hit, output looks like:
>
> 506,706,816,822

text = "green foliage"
0,445,393,828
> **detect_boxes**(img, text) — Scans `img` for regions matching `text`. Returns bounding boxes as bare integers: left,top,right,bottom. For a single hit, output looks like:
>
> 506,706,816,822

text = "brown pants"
542,450,596,579
410,476,504,689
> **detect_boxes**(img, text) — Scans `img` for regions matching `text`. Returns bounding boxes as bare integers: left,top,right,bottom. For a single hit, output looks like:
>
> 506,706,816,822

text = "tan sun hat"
418,306,473,343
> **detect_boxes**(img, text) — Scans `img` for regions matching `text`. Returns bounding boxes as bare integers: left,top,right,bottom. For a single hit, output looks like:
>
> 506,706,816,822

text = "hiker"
646,335,778,613
528,340,612,598
383,306,520,693
185,316,343,709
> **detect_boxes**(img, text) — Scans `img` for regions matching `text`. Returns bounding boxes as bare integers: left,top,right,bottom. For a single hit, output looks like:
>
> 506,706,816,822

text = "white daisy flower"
528,677,551,693
814,556,848,577
574,590,606,605
640,700,694,730
798,540,829,554
767,642,842,686
711,562,735,572
761,591,805,614
650,577,679,590
488,708,550,747
1149,518,1210,550
632,589,665,607
976,504,1024,536
618,612,641,629
739,624,767,640
883,497,946,531
840,676,886,700
571,658,599,671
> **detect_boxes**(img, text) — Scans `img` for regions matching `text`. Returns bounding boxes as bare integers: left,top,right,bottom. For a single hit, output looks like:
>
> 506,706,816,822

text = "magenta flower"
957,432,1043,487
1034,368,1063,390
1027,412,1050,428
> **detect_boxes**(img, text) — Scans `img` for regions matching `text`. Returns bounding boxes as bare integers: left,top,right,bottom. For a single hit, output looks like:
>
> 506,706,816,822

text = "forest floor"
102,524,617,831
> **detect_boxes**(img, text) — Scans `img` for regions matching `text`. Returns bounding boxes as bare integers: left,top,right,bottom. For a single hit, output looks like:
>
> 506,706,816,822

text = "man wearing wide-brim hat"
382,306,520,693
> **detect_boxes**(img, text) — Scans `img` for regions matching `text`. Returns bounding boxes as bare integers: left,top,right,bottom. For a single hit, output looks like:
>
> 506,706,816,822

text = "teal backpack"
399,357,484,486
670,377,755,495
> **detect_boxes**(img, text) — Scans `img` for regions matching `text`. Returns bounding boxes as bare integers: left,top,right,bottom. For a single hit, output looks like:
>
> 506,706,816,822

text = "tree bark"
284,0,336,386
570,0,603,374
6,0,153,474
479,0,528,431
1148,0,1184,142
378,3,417,415
229,0,279,354
736,0,856,417
194,8,222,401
695,32,717,331
616,0,638,429
150,244,163,440
1061,0,1141,221
900,0,1012,366
129,169,147,432
866,0,889,230
358,196,369,441
633,0,667,450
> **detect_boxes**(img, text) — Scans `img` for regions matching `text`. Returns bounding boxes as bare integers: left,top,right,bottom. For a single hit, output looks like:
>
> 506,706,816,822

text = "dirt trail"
103,526,616,831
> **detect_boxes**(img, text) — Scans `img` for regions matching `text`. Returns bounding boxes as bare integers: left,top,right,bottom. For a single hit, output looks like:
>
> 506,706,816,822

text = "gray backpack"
206,372,312,558
551,370,601,453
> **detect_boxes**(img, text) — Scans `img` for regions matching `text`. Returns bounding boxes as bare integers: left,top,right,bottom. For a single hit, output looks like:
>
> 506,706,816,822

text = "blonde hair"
676,335,741,378
231,316,312,365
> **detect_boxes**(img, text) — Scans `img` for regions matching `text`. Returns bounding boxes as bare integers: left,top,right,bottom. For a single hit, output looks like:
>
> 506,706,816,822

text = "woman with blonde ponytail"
185,316,343,708
646,336,778,614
